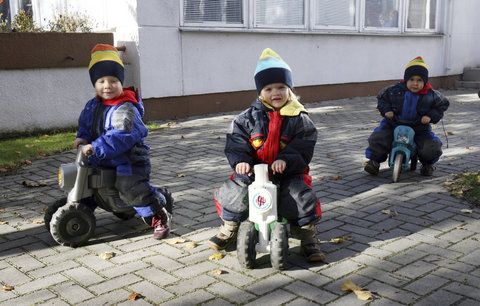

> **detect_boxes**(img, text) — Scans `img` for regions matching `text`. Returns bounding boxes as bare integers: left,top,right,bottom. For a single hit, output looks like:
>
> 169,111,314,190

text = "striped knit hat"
254,48,293,93
88,44,124,86
404,56,428,83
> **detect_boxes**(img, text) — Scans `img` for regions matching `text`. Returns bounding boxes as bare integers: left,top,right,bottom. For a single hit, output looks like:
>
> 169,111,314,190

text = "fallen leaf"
184,241,197,249
2,285,14,291
128,292,142,301
331,175,342,181
341,280,373,301
32,219,44,224
166,237,186,245
22,180,47,188
209,253,225,261
177,173,185,178
446,131,454,135
330,236,351,244
381,209,398,217
0,221,8,225
210,269,226,276
99,252,115,260
24,160,32,165
460,209,473,214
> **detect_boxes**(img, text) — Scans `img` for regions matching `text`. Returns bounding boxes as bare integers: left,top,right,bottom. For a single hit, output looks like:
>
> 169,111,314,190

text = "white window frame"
404,0,439,33
180,0,248,28
311,0,359,32
180,0,444,35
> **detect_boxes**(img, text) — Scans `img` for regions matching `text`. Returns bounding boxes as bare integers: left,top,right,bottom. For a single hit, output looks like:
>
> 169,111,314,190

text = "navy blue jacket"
377,82,449,130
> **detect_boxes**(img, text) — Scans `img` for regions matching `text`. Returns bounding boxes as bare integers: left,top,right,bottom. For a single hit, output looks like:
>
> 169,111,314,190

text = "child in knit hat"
208,48,325,263
74,44,172,240
364,56,450,176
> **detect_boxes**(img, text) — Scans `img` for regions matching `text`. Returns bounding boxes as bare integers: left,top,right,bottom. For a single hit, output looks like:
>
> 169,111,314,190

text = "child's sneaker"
301,242,326,263
151,208,170,240
420,164,435,176
208,220,239,250
364,160,380,175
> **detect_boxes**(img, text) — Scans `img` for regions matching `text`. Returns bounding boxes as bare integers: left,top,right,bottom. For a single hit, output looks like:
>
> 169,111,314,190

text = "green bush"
48,11,93,33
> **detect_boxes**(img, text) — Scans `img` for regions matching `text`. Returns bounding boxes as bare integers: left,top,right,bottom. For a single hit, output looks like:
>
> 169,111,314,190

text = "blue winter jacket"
76,91,148,175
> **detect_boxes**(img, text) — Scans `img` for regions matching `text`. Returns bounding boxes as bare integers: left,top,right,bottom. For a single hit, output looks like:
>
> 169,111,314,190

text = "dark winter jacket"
225,98,317,175
376,82,449,130
76,89,149,175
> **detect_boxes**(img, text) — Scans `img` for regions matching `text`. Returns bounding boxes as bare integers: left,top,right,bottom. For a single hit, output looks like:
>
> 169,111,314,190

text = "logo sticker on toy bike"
251,190,272,212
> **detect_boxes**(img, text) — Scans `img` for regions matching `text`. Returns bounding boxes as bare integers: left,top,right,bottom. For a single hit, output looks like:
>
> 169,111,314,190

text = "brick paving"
1,90,479,305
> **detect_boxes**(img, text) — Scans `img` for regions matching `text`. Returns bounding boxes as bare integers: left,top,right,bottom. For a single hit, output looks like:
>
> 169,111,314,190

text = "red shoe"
152,208,170,240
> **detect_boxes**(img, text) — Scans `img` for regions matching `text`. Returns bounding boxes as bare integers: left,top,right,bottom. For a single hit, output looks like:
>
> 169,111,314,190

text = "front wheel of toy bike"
270,223,289,270
237,221,258,269
44,197,67,231
50,202,96,247
392,153,404,183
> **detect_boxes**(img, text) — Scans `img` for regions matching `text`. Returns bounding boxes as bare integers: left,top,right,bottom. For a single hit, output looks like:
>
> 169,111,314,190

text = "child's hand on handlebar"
74,138,88,148
235,162,251,175
384,111,394,120
81,144,94,156
421,115,431,124
271,159,286,174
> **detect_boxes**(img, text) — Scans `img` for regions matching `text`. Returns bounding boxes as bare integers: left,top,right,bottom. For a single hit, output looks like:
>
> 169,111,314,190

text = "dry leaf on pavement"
330,236,351,244
210,269,226,276
166,237,186,245
99,252,115,260
184,241,197,249
32,219,44,224
209,253,225,261
128,292,142,301
341,280,374,301
0,221,8,225
22,180,47,187
381,209,398,217
331,175,342,181
460,209,473,214
2,285,14,291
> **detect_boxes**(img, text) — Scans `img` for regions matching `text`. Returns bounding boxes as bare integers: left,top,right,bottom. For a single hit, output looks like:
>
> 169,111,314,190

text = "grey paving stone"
244,273,293,295
51,281,95,304
162,289,214,306
13,274,68,294
243,289,296,306
0,289,56,306
63,266,106,286
284,280,337,304
165,274,216,295
206,281,256,304
128,280,174,304
77,289,131,306
135,267,179,286
404,273,450,295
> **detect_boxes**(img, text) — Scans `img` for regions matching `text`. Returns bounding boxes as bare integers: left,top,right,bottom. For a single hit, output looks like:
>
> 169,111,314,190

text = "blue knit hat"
254,48,293,93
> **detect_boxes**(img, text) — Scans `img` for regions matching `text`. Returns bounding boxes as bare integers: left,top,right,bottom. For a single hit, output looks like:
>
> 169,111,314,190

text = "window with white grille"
315,0,356,28
183,0,243,25
254,0,304,28
407,0,436,30
181,0,442,34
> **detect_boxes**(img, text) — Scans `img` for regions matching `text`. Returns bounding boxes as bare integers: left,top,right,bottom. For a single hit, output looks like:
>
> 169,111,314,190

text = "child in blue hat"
208,48,325,262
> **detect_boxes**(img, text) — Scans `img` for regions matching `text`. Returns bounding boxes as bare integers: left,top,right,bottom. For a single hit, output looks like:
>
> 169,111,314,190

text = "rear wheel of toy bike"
237,221,258,269
50,202,96,247
392,153,404,183
270,223,289,270
113,211,136,220
44,197,67,231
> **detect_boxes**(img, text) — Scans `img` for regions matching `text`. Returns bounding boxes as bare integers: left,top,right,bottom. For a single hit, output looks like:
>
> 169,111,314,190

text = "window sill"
179,26,444,37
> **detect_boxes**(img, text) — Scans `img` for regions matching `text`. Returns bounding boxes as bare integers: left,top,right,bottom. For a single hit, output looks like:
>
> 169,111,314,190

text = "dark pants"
365,119,442,164
215,172,321,227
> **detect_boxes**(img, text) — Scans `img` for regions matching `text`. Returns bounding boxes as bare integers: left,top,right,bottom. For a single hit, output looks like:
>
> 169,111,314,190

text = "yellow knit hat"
404,56,428,82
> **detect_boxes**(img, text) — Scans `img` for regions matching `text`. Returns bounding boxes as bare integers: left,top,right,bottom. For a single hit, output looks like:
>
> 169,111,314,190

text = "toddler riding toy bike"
45,148,171,247
389,123,417,182
236,164,289,270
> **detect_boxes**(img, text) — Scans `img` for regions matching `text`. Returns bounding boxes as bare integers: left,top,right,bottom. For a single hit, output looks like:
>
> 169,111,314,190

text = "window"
0,0,32,30
407,0,436,30
0,0,11,27
254,0,304,28
183,0,243,25
314,0,356,28
364,0,399,29
181,0,441,34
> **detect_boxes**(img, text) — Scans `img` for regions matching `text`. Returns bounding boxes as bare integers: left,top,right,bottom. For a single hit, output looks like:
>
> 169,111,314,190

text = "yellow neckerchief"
260,97,307,116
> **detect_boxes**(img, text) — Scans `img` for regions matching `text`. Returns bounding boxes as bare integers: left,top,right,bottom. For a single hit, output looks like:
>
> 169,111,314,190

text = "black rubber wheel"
392,153,404,183
113,211,136,220
270,223,289,270
237,221,258,269
44,197,67,231
50,202,96,247
410,152,418,171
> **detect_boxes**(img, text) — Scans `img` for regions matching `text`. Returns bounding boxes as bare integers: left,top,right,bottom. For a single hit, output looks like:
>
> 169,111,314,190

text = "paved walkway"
1,90,479,305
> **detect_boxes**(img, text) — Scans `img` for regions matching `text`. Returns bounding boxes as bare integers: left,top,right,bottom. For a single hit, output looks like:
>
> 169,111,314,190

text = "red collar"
101,88,138,106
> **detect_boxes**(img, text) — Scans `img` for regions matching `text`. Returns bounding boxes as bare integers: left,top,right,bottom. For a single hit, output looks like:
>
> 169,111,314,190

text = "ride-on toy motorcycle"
45,148,172,247
236,164,289,270
388,123,417,182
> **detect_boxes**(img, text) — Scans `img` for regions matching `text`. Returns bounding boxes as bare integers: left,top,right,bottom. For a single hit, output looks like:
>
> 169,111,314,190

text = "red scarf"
256,111,283,165
101,88,138,106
